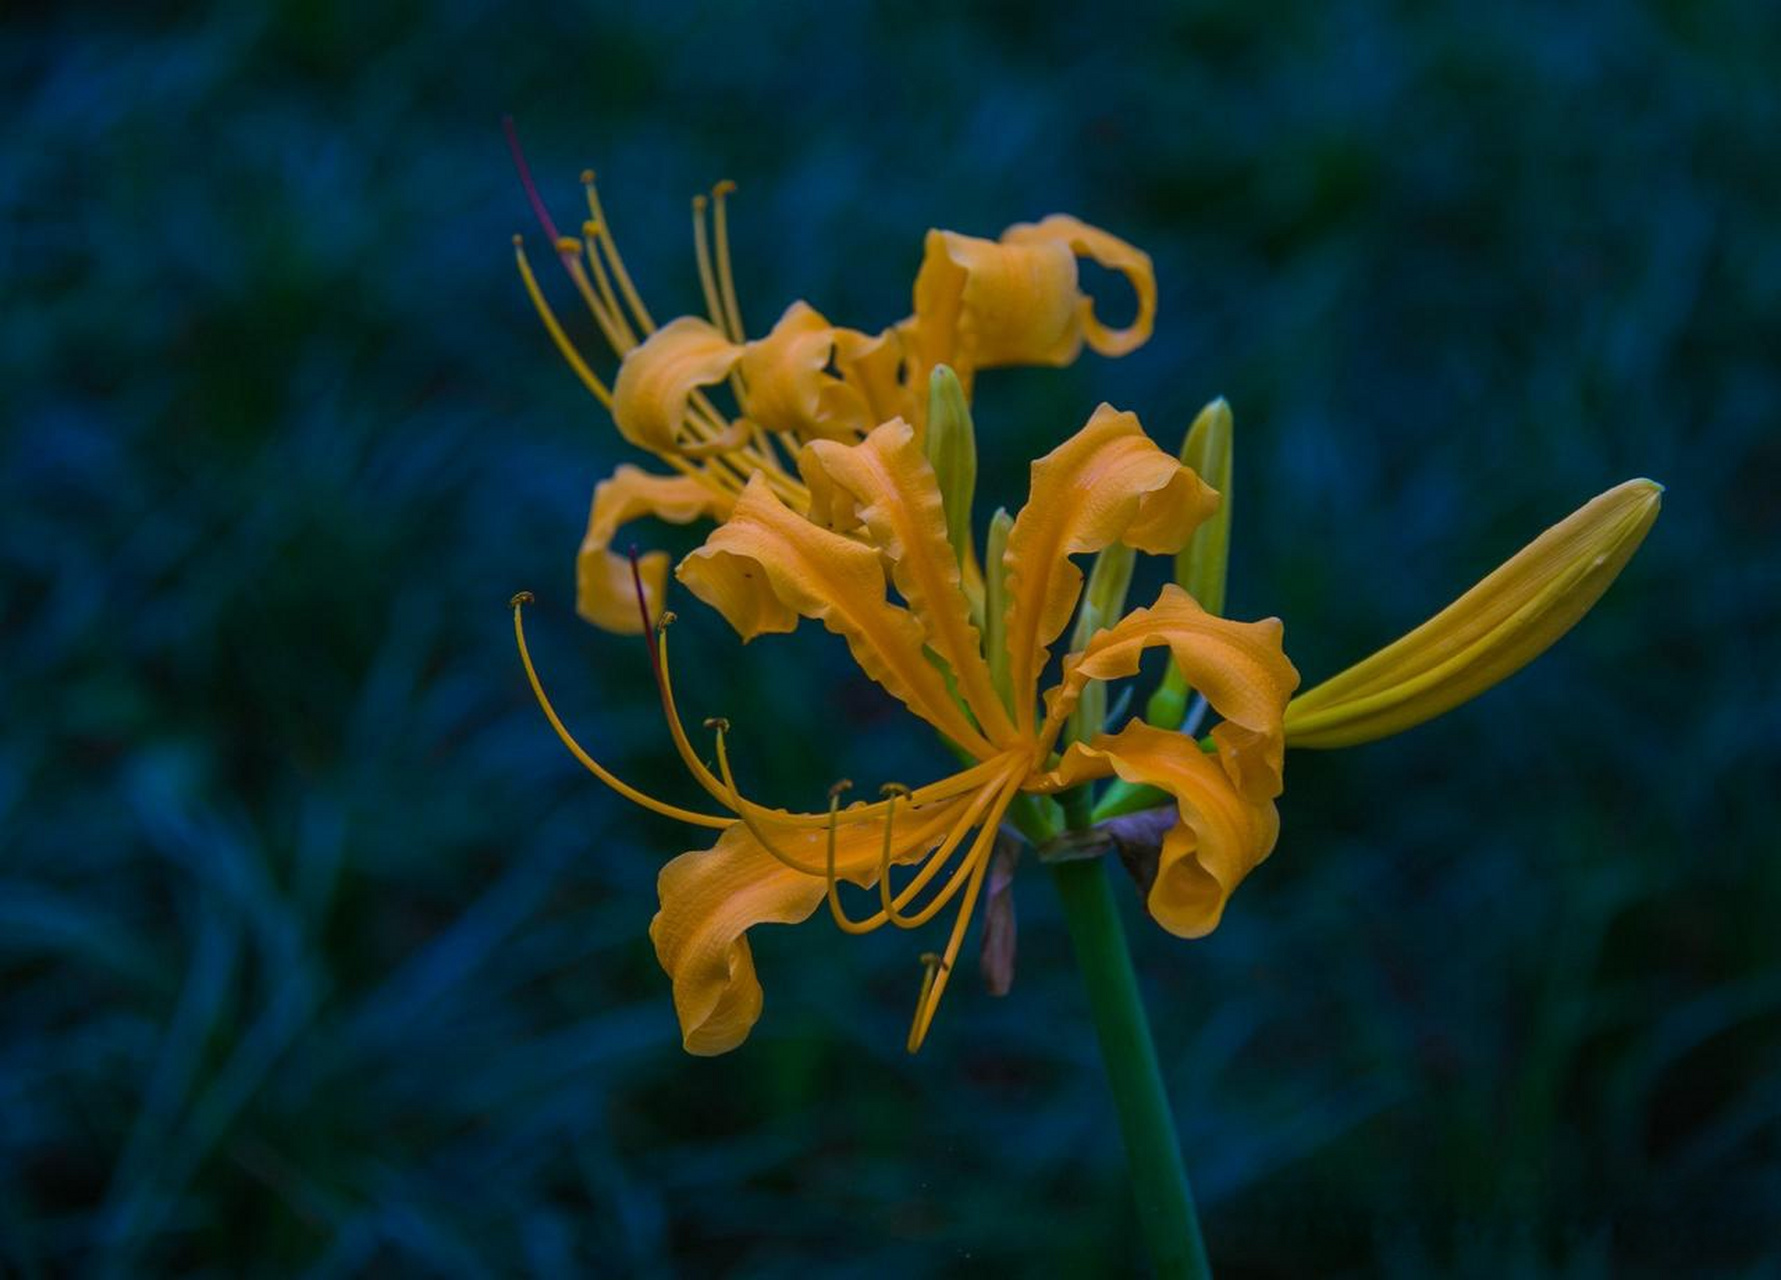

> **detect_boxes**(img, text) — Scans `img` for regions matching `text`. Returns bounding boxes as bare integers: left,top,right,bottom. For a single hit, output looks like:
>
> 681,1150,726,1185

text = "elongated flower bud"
1065,542,1136,745
1284,478,1663,749
983,507,1015,712
924,365,978,574
1146,397,1233,727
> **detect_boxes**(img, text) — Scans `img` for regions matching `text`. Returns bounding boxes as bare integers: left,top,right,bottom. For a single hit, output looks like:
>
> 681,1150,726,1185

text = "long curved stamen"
710,179,746,344
577,196,640,352
510,592,729,828
559,223,633,356
690,194,729,342
710,719,830,875
581,170,656,338
876,779,999,930
514,237,614,410
824,769,1013,937
823,781,881,935
648,617,1010,826
874,784,910,923
906,773,1025,1053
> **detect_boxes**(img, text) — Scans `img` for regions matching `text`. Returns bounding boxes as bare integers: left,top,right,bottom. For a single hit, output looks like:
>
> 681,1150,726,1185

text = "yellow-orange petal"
1001,406,1222,730
1001,215,1156,358
910,228,1082,375
738,301,875,442
833,324,915,432
1284,479,1663,749
650,790,975,1054
1046,721,1279,938
611,316,743,455
575,465,729,633
800,420,1016,745
1044,584,1298,800
676,475,997,757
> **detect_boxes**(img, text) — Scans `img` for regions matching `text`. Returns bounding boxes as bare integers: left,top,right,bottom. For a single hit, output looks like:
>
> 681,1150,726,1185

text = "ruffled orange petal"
832,324,915,433
1000,215,1156,358
611,316,743,455
910,228,1082,375
650,790,976,1054
737,302,876,442
676,476,997,757
1045,721,1280,938
575,465,730,633
1001,406,1222,731
800,420,1017,746
1041,583,1299,801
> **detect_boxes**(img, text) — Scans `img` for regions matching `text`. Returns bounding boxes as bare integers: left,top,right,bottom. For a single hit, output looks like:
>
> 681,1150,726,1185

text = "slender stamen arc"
823,767,1013,937
510,593,729,828
712,723,832,876
873,773,1009,931
906,773,1025,1053
690,196,731,341
874,786,907,923
558,229,632,356
710,180,746,345
653,625,969,824
581,172,656,337
514,238,614,410
577,204,638,352
824,786,880,935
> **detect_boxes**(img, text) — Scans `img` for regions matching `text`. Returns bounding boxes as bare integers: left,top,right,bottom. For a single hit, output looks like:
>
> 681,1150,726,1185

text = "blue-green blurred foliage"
5,0,1779,1274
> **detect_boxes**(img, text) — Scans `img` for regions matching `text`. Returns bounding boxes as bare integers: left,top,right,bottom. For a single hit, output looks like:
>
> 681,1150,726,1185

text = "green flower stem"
1049,847,1211,1279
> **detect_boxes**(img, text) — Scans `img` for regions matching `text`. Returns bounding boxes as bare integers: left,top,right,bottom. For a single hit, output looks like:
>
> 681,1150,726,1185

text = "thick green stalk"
1049,850,1211,1279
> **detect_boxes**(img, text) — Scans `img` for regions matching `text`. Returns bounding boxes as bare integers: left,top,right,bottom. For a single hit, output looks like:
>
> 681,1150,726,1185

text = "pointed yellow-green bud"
1174,397,1232,615
1146,397,1234,727
1285,478,1663,749
1065,542,1136,746
982,506,1015,713
924,365,978,570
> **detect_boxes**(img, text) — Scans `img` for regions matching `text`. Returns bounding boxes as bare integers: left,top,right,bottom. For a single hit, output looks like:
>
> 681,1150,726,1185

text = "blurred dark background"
5,1,1779,1275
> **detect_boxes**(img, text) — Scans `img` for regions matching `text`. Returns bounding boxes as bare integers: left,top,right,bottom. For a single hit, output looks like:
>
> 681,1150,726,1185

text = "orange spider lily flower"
506,126,1156,635
513,406,1298,1055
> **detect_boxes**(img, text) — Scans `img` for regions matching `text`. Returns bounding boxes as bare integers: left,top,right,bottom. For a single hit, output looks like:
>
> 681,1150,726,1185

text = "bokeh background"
7,1,1779,1274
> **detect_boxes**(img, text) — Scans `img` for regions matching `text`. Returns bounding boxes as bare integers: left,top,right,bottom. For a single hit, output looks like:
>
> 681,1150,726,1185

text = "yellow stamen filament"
563,225,635,355
823,770,1013,936
710,180,746,344
906,773,1024,1053
690,195,730,341
651,627,1008,827
514,237,614,410
710,720,831,875
874,784,911,922
510,593,729,828
581,170,656,338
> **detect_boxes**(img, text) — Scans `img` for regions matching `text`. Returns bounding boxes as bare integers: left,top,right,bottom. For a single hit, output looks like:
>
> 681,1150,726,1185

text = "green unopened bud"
1175,397,1232,615
924,365,978,570
1065,542,1136,746
1146,397,1233,727
982,507,1015,713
